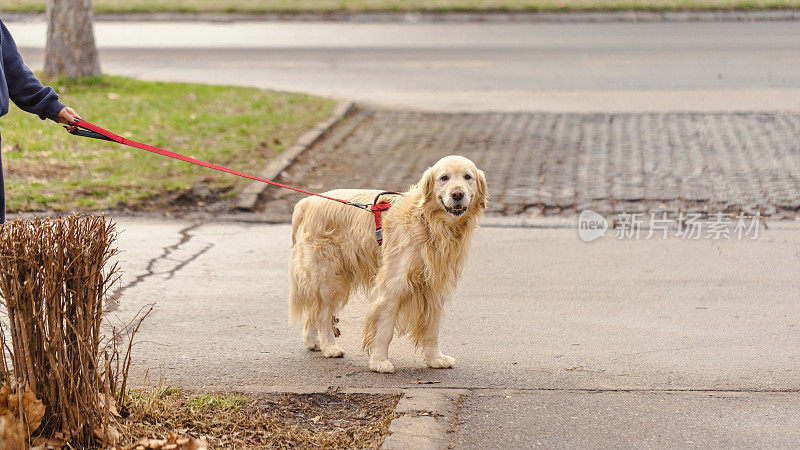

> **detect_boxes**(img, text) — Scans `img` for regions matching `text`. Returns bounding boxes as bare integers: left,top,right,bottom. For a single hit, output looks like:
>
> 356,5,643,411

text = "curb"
3,10,799,23
234,100,355,211
383,388,467,450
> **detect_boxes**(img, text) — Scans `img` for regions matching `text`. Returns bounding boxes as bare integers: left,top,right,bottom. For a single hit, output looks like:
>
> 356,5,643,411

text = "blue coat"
0,19,66,223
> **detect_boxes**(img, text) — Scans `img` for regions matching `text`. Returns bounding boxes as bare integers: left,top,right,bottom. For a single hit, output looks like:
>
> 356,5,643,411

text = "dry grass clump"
0,215,145,447
119,387,400,449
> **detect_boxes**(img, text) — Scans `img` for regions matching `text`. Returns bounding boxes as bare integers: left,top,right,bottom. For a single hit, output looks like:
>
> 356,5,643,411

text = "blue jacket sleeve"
1,20,65,121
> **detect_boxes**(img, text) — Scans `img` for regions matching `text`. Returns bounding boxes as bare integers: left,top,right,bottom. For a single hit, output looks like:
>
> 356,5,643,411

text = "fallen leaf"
93,424,120,446
0,414,25,449
184,437,208,450
31,435,70,448
98,393,121,418
22,385,45,432
0,384,10,415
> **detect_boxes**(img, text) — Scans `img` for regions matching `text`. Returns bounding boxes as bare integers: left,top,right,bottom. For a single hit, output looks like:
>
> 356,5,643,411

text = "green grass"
1,0,798,13
1,75,335,212
188,393,248,412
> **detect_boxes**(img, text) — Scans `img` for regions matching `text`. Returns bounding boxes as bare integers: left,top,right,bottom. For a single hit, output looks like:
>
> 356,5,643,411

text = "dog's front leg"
365,295,399,373
422,307,456,369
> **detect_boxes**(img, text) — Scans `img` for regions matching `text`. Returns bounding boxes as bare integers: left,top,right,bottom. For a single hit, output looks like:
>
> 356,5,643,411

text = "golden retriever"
289,155,487,373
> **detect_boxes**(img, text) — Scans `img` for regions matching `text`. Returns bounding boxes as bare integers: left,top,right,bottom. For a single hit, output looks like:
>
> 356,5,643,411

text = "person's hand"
57,106,80,130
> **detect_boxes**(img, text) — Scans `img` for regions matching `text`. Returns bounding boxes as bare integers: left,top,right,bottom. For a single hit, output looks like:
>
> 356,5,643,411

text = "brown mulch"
118,388,400,449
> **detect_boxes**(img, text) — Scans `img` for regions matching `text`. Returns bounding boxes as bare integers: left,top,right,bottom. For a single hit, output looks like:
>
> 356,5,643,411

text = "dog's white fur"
289,155,487,372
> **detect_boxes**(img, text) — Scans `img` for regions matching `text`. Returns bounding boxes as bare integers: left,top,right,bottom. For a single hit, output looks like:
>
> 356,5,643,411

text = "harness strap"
369,191,403,246
370,202,392,245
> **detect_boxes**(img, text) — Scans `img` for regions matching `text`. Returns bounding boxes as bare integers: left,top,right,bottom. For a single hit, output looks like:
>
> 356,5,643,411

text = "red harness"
371,202,391,245
368,192,402,245
67,119,401,245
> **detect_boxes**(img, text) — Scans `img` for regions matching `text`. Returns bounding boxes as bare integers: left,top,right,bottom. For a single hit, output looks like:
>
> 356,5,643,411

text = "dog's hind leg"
303,317,320,351
316,281,348,358
318,304,344,358
289,255,320,351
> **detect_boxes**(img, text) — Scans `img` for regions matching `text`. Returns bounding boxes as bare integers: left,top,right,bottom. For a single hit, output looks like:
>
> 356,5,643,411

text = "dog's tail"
289,200,307,324
291,199,307,246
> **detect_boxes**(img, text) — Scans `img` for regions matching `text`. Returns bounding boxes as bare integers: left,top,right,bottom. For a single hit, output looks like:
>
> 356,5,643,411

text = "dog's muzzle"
441,191,469,217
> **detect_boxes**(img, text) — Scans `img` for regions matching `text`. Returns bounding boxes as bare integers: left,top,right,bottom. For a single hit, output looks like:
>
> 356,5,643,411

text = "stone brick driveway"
257,109,800,220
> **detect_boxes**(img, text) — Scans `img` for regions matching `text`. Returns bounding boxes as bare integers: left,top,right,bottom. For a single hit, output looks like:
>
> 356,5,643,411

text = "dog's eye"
464,174,472,180
440,174,449,182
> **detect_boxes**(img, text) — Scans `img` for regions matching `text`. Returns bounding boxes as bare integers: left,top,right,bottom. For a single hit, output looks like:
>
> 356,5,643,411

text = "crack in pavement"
446,393,468,448
163,242,213,281
107,222,210,312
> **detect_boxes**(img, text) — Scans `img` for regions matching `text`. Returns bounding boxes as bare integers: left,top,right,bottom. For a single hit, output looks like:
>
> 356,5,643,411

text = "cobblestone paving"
258,110,800,219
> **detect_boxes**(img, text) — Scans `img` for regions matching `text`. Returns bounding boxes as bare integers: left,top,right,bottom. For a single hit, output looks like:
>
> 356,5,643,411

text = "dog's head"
417,155,487,221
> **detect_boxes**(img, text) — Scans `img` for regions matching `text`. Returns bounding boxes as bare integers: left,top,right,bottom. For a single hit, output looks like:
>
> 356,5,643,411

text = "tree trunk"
44,0,101,78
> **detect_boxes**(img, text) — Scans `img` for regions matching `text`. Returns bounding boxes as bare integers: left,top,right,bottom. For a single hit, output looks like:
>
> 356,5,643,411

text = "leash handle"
67,126,115,142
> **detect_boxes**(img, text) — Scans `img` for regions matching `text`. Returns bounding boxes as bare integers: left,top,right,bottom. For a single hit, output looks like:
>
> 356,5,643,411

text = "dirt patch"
4,159,74,180
119,388,400,449
138,183,235,213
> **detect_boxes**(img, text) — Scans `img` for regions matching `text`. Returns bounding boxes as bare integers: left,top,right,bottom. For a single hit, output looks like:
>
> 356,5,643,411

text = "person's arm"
1,20,78,123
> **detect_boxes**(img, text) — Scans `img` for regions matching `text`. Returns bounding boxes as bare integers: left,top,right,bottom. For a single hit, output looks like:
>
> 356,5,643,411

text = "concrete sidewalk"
107,216,800,447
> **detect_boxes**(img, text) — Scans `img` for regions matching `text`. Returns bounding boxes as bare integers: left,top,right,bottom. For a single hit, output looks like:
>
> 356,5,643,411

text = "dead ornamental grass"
0,215,144,447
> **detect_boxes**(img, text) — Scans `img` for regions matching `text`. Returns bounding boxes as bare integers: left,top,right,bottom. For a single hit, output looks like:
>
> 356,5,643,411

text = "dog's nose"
451,191,464,202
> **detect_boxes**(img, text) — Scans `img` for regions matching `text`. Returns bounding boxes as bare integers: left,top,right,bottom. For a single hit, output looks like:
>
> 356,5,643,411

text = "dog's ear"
416,166,437,207
475,169,488,211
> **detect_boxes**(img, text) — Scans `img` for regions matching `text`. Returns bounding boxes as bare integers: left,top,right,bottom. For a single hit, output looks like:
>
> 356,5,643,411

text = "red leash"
66,119,401,244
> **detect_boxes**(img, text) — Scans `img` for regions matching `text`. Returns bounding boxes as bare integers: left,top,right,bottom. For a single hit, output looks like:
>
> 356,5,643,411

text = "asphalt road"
9,20,800,111
106,217,800,446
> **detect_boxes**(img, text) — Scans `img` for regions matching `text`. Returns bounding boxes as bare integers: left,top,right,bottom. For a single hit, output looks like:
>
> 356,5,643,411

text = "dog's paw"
426,354,456,369
369,358,395,373
305,341,320,351
322,345,344,358
303,334,320,351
